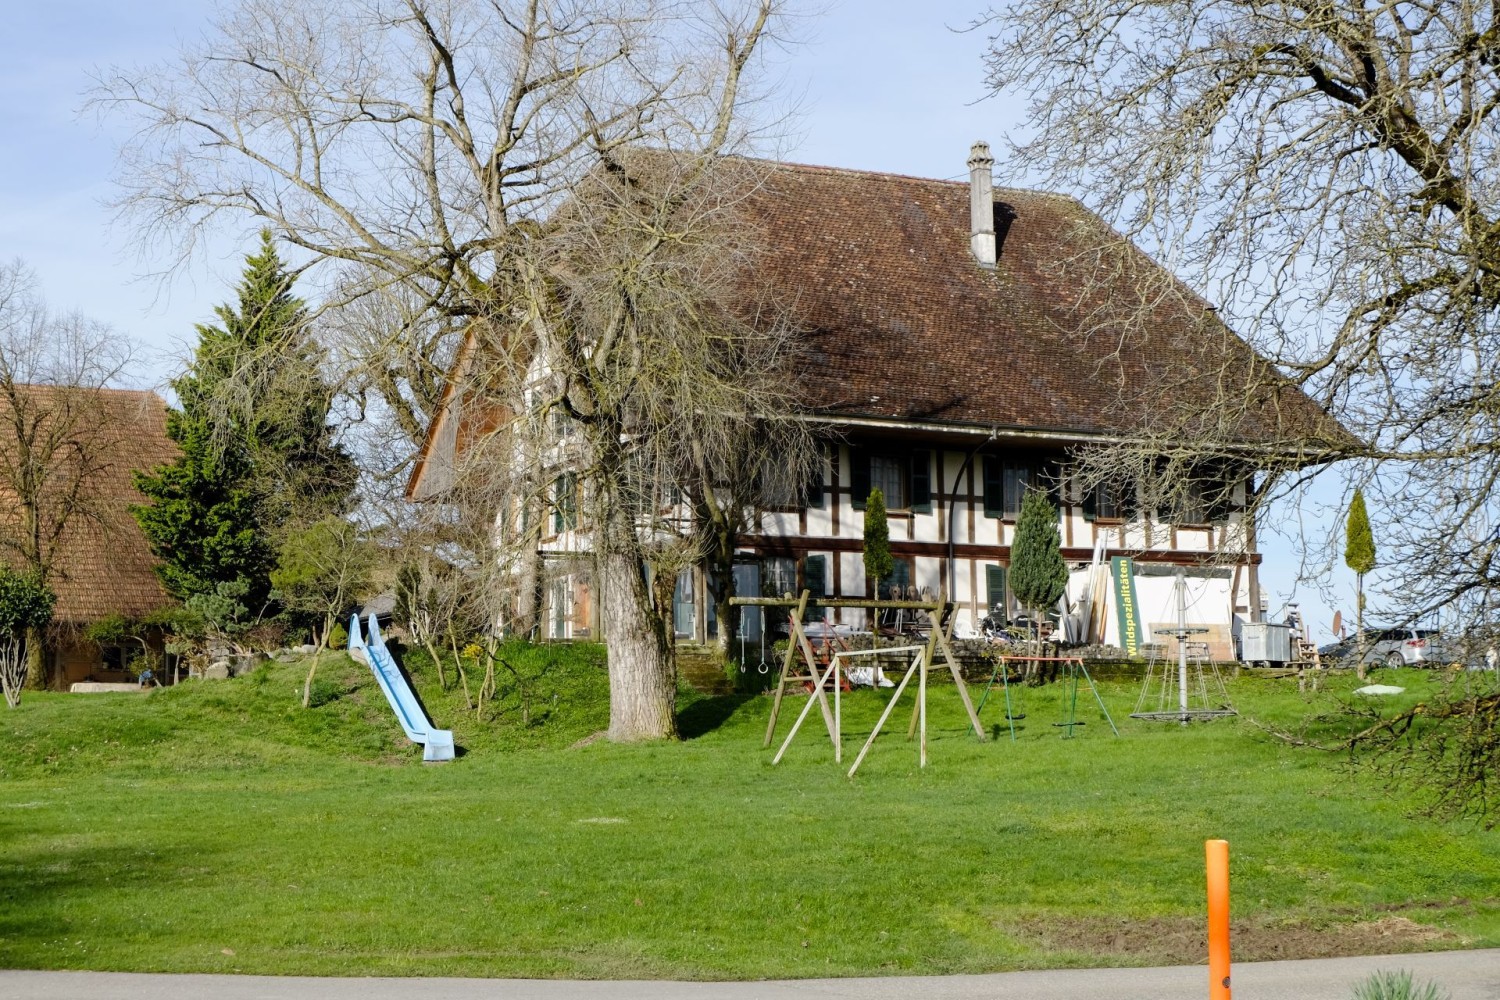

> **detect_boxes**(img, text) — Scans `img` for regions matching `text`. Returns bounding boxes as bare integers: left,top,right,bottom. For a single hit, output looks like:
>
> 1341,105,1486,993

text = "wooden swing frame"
732,591,987,775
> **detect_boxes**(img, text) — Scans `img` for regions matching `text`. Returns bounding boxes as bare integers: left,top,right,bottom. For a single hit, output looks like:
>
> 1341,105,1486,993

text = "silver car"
1319,628,1454,668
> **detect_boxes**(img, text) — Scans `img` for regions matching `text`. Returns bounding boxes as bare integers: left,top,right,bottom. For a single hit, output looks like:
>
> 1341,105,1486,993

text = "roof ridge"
737,155,1079,203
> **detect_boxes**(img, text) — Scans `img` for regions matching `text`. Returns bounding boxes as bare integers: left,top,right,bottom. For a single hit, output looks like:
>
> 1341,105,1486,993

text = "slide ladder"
349,613,455,762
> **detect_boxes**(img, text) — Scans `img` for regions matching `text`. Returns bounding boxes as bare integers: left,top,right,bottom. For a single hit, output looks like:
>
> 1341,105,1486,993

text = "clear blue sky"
0,0,1356,636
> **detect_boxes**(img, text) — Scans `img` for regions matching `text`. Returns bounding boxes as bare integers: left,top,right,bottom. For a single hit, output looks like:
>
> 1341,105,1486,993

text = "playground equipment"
1129,570,1236,725
349,613,455,762
977,655,1119,739
733,591,985,776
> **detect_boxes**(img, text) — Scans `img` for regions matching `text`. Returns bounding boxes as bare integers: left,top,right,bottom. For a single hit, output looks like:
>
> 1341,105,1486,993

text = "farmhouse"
409,145,1342,659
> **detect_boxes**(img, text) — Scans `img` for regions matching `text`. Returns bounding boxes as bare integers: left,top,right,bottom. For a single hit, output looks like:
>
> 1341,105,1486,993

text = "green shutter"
985,564,1008,621
802,554,828,622
552,476,564,534
803,554,827,597
910,450,933,513
982,455,1005,518
850,448,871,511
804,451,825,509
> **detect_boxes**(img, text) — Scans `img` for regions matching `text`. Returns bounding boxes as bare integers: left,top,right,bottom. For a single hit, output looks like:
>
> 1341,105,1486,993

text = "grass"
0,646,1497,980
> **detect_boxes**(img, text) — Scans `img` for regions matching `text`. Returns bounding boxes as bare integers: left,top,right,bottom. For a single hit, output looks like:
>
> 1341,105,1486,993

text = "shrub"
1351,970,1449,1000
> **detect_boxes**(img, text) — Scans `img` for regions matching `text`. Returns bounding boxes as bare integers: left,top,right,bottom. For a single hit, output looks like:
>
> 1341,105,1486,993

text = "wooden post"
772,655,839,765
918,635,928,767
763,590,808,747
847,649,924,778
1207,839,1231,1000
932,610,986,740
793,618,839,748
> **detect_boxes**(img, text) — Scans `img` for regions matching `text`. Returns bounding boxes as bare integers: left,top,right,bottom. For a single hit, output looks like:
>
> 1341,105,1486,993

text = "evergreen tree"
1009,486,1068,659
863,488,894,596
862,487,895,637
1344,488,1377,678
133,232,356,615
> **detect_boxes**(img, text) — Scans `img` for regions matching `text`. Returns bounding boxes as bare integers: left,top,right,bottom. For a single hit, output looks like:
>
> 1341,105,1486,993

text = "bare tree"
0,261,138,688
99,0,800,741
978,0,1500,816
270,515,376,707
977,0,1499,620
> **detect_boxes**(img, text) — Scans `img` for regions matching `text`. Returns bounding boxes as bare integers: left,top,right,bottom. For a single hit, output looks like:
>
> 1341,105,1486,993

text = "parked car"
1318,628,1456,668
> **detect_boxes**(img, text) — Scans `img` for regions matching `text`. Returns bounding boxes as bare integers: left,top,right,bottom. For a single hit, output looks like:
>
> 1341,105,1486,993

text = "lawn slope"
1,649,1496,979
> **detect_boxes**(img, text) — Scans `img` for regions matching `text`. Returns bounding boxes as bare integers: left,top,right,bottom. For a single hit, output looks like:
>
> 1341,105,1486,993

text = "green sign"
1112,556,1144,657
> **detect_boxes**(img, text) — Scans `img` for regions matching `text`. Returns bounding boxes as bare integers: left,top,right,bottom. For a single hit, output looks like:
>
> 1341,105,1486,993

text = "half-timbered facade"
410,144,1342,660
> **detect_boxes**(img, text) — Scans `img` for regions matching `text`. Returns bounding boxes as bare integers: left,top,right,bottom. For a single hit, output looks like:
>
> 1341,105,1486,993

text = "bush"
1351,970,1449,1000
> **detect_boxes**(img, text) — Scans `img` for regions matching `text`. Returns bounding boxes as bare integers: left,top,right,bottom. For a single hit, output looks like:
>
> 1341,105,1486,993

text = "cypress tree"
863,487,894,595
133,232,356,615
861,486,896,638
1344,488,1377,677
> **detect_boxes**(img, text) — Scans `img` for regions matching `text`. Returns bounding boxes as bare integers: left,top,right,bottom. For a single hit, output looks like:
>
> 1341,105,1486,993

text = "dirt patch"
1000,910,1465,965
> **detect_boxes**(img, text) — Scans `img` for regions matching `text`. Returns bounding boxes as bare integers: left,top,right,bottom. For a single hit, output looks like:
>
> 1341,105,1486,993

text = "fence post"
1207,838,1231,999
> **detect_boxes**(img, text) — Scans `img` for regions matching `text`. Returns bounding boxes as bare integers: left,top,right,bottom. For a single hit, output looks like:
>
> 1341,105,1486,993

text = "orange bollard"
1206,839,1231,1000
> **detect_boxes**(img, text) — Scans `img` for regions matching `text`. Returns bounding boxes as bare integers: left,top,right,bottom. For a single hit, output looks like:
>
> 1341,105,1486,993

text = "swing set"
731,591,986,776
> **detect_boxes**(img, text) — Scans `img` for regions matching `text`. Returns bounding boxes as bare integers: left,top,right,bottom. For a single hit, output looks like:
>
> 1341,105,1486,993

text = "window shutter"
982,455,1005,518
1081,479,1097,521
802,554,828,622
909,450,933,513
804,451,825,509
850,448,871,511
552,476,564,534
803,554,827,597
985,564,1008,621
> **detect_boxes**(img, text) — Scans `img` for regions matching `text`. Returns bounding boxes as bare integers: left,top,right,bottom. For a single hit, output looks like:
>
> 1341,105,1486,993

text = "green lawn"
1,647,1496,980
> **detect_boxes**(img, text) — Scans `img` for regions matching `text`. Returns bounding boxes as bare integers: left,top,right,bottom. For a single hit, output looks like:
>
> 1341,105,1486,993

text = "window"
1082,479,1134,521
758,450,826,510
869,456,906,510
552,473,578,533
1162,469,1235,524
762,557,796,599
551,579,569,638
983,457,1049,518
850,448,932,513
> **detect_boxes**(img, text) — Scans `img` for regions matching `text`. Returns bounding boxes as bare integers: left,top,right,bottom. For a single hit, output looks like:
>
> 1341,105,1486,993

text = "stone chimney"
968,141,996,268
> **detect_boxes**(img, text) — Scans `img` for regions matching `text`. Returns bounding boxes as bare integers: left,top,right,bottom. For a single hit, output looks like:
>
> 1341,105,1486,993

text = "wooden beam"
731,597,947,611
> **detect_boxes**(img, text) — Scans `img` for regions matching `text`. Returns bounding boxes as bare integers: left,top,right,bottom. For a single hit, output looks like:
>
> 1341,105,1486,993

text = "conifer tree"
862,487,895,637
1009,486,1068,662
1344,488,1377,679
863,488,894,596
134,232,356,618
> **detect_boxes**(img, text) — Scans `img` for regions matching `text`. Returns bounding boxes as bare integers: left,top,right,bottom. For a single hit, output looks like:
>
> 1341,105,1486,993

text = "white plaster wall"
1068,567,1237,649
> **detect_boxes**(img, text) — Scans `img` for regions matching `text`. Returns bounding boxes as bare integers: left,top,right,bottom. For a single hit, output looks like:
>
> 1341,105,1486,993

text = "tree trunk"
21,627,46,690
514,529,544,640
599,549,677,741
1355,577,1368,681
714,592,738,661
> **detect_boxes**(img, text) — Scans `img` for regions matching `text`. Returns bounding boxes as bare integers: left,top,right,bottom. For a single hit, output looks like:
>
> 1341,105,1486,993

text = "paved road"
3,949,1498,1000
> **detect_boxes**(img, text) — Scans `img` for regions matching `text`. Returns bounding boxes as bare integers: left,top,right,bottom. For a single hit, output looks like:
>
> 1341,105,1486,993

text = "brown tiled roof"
406,155,1346,498
0,388,178,624
733,160,1342,446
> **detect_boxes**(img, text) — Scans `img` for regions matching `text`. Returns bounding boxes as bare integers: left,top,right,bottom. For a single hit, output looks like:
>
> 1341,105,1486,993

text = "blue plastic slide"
349,612,455,762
